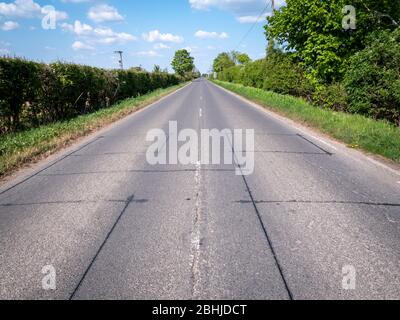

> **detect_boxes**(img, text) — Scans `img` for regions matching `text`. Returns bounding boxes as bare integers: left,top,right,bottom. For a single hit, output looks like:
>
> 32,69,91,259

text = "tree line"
213,0,400,125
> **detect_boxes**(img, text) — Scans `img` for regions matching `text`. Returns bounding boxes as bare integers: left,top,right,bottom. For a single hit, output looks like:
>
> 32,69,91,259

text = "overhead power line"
234,0,272,52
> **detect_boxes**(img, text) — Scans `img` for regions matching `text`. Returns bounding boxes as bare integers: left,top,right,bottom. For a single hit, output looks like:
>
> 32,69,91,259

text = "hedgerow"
0,57,181,133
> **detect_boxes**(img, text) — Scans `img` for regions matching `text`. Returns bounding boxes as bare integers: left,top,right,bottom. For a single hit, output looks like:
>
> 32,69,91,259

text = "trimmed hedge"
0,57,181,133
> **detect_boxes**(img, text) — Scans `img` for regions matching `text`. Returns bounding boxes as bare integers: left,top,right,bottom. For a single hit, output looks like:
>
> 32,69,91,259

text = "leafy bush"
312,82,348,112
0,58,181,133
241,59,265,89
263,52,313,97
0,58,40,131
343,29,400,124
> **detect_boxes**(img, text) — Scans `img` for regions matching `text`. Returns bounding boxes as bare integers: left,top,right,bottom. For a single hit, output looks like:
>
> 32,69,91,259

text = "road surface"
0,79,399,300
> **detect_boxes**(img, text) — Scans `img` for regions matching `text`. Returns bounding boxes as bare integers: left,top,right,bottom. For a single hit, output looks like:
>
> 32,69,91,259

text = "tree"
171,49,195,76
343,29,400,124
236,53,251,65
153,65,162,73
265,0,399,84
212,52,235,73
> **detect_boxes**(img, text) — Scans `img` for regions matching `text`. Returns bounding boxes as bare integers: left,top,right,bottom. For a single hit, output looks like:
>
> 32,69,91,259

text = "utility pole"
114,50,124,70
268,0,275,54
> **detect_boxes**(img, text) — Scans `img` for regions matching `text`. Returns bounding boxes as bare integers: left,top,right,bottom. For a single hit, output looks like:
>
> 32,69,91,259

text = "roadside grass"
213,80,400,164
0,83,186,179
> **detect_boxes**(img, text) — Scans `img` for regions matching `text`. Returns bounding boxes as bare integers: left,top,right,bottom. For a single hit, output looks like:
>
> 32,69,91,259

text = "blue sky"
0,0,284,73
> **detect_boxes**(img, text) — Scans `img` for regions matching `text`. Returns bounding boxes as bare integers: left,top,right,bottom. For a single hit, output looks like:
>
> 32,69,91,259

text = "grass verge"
213,80,400,164
0,83,186,179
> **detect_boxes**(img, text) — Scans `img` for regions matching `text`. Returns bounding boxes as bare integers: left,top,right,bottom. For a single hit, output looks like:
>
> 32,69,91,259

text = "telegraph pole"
268,0,276,54
114,50,124,70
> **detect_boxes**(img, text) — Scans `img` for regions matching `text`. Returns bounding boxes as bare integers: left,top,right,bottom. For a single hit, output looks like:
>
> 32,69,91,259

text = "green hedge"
0,57,181,133
218,53,313,98
343,29,400,125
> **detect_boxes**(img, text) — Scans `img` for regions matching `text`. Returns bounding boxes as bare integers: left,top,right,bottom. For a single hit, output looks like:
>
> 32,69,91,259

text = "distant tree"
153,65,162,73
235,52,251,65
212,52,235,73
171,49,195,76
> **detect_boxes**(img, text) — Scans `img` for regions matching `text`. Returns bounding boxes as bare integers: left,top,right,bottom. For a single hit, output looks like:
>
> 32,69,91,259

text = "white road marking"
199,108,202,118
190,160,202,298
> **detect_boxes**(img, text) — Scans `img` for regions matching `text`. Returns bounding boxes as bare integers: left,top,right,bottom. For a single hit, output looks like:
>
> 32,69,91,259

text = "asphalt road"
0,79,399,300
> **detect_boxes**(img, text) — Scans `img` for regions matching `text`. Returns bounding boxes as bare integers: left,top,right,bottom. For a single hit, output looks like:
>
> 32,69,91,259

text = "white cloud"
61,20,92,35
132,50,162,57
237,14,270,23
62,20,137,46
96,31,136,44
189,0,284,23
88,4,123,23
0,0,41,18
72,41,94,51
1,20,19,30
154,43,170,50
143,30,183,43
0,0,68,20
194,30,228,39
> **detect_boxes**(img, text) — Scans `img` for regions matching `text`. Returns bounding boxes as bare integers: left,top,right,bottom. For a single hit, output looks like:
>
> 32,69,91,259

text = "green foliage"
232,52,251,65
213,52,235,73
153,65,162,73
312,82,348,112
0,57,181,133
171,49,195,77
213,51,251,75
343,29,400,124
266,0,399,83
0,58,40,130
263,51,313,97
217,52,313,97
240,59,265,88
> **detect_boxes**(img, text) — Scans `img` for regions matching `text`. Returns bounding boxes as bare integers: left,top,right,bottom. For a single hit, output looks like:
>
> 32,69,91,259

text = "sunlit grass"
0,84,186,178
214,80,400,164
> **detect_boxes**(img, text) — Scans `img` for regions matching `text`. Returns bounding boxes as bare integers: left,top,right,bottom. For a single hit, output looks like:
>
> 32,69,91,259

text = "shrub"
263,51,313,98
312,82,349,112
241,59,265,89
343,29,400,124
0,57,40,132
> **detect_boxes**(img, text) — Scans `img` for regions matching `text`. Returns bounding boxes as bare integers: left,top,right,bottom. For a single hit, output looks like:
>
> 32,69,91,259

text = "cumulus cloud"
72,41,94,51
87,4,123,23
142,30,184,43
1,20,19,30
0,0,68,20
62,20,136,49
194,30,228,39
